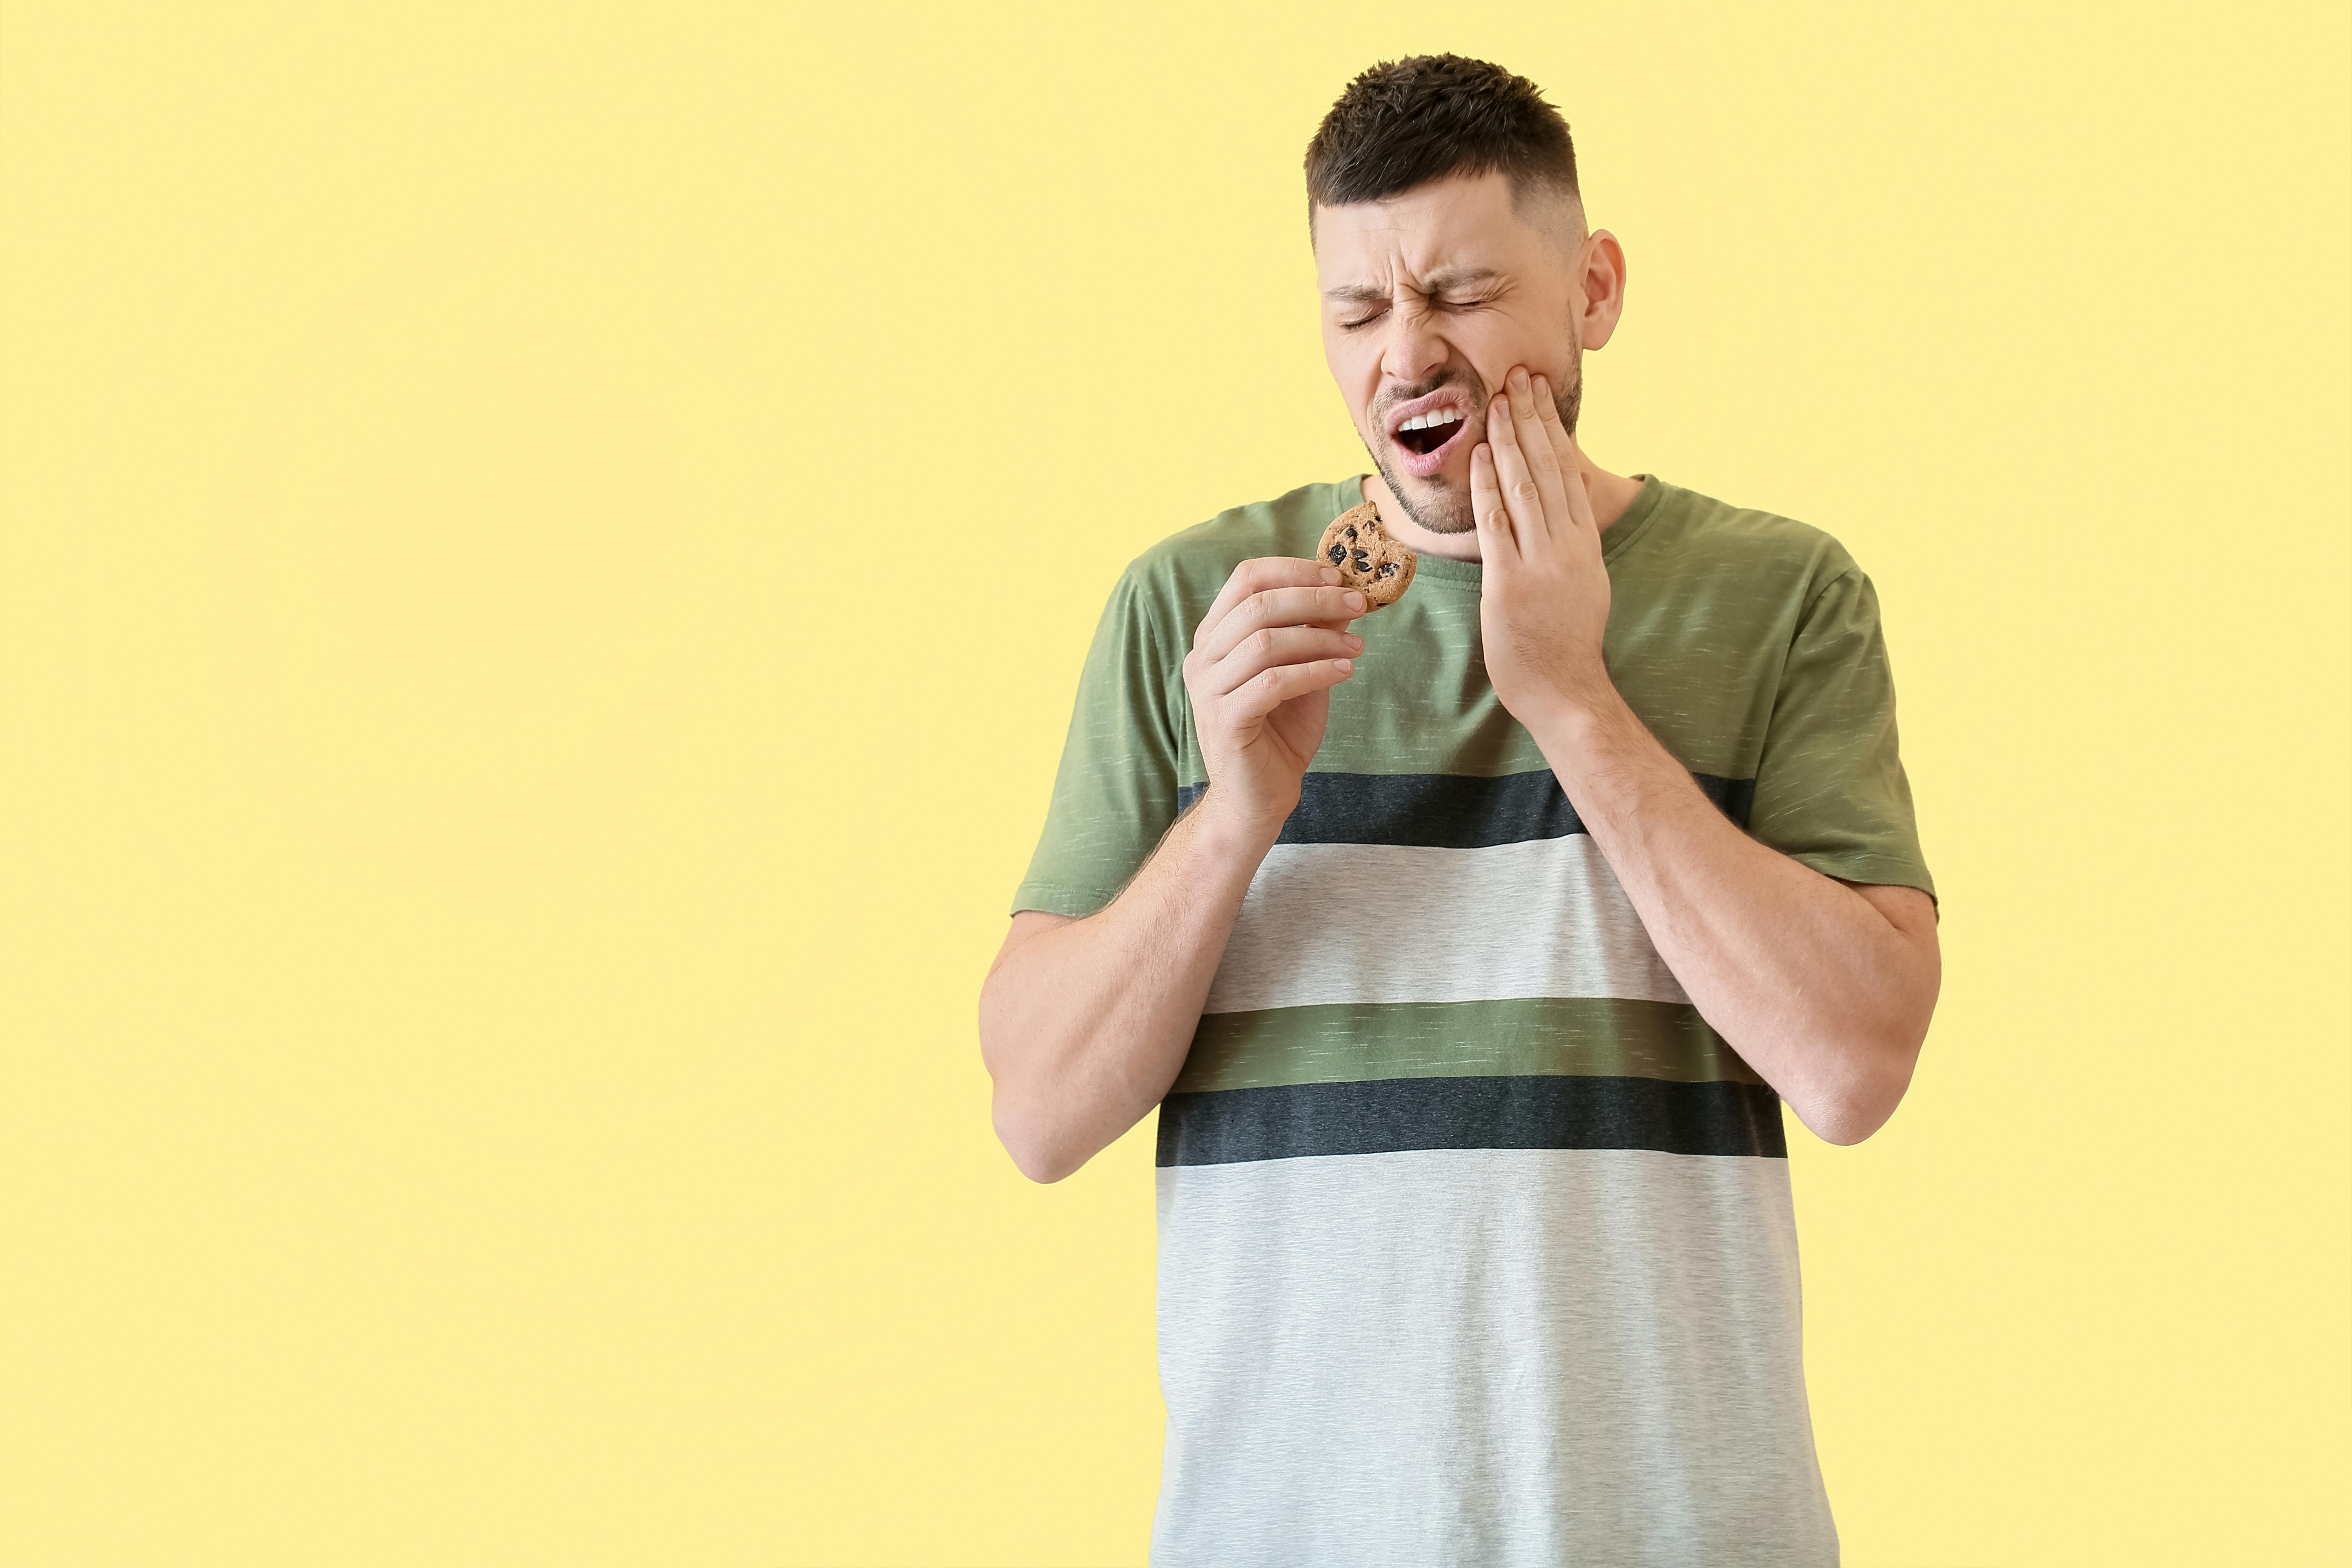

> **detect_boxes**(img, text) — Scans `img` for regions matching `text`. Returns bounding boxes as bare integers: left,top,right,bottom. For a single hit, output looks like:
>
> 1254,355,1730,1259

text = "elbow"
1802,1093,1896,1147
1795,1034,1923,1147
991,1095,1086,1184
1806,914,1942,1145
979,997,1076,1183
978,1013,1086,1184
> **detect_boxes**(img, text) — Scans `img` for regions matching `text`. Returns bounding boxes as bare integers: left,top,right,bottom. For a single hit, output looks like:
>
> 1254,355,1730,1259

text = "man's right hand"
982,556,1363,1183
1180,558,1365,844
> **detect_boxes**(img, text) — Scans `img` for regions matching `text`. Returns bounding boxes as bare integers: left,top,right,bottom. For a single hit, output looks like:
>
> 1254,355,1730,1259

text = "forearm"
1526,687,1937,1143
979,791,1275,1182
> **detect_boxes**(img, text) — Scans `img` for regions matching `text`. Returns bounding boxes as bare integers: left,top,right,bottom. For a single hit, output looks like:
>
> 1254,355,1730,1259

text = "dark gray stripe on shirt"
1174,769,1754,848
1156,1074,1786,1165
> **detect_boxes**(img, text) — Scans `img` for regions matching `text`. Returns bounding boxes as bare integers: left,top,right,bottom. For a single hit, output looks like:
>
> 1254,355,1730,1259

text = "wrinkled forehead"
1310,170,1548,289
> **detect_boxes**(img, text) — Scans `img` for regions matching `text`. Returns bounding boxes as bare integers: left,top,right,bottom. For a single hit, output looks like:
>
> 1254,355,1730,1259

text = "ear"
1575,230,1629,352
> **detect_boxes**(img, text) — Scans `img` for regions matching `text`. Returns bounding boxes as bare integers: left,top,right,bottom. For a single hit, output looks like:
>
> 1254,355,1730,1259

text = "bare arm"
979,793,1279,1182
1524,690,1940,1143
979,559,1367,1182
1472,365,1940,1143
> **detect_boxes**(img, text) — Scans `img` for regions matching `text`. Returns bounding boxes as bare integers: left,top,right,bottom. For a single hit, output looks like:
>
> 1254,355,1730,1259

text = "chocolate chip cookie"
1316,501,1416,610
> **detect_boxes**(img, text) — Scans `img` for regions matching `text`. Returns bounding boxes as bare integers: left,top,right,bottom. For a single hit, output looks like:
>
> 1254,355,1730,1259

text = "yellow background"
4,2,2346,1563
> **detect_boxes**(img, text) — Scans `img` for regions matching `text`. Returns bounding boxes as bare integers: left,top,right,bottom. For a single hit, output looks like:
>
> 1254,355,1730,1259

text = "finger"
1197,557,1338,651
1208,624,1365,697
1198,584,1368,661
1530,375,1593,532
1227,655,1356,722
1484,393,1546,551
1470,443,1519,566
1506,367,1570,538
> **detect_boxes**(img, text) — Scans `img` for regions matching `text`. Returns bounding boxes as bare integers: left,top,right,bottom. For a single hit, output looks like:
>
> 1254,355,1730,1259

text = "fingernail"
1334,658,1354,673
1510,367,1529,391
1320,567,1341,584
1343,591,1367,612
1345,633,1364,650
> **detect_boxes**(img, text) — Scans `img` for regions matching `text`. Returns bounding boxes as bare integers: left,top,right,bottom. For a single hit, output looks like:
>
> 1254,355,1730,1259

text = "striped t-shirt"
1013,472,1934,1567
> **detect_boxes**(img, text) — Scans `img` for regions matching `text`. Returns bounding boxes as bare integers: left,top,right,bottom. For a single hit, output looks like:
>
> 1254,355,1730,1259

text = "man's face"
1315,170,1589,535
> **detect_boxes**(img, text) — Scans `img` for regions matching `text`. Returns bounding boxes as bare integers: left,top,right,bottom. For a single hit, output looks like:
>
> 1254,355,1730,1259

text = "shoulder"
1111,477,1359,630
1635,477,1864,608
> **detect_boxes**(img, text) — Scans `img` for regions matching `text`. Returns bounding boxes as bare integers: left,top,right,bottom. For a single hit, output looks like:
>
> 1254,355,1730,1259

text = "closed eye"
1338,290,1500,330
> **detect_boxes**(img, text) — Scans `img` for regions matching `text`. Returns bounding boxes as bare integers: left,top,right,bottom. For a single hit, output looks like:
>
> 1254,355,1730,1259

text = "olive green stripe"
1173,996,1764,1094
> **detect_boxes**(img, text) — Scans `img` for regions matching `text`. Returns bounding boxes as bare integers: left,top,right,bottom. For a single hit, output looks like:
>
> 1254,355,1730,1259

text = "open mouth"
1394,408,1467,456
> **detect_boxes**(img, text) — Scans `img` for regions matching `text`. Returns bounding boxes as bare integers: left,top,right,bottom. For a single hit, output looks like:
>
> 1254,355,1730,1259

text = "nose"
1376,296,1448,390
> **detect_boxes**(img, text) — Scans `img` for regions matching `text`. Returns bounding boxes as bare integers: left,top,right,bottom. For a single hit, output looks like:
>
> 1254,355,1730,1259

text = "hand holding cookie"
1180,558,1366,843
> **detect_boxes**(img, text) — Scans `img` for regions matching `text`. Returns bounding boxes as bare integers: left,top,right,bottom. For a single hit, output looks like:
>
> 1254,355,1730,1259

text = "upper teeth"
1401,410,1461,432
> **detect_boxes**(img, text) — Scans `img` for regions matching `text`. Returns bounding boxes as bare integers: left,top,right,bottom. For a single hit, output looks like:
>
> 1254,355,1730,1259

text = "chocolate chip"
1327,544,1346,564
1351,550,1370,570
1344,525,1358,541
1378,562,1397,577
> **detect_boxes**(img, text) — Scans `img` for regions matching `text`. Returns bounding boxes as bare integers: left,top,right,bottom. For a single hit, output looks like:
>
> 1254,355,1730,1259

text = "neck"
1361,459,1646,563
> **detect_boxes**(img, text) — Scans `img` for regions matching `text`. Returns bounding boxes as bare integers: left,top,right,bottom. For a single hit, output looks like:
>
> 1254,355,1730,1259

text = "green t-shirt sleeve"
1744,567,1938,902
1011,564,1188,918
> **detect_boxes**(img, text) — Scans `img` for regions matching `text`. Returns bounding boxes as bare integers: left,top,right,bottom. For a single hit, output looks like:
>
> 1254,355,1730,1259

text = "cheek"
1322,333,1382,428
1463,314,1571,396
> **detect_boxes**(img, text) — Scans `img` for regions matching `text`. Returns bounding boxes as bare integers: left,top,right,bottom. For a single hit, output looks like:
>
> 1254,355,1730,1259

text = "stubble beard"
1370,349,1583,536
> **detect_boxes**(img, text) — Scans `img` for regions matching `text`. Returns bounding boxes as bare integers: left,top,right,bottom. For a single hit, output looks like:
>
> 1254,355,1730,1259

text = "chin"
1381,464,1478,535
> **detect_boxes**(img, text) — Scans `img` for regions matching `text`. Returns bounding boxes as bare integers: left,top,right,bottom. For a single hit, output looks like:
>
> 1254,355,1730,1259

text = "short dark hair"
1304,55,1580,229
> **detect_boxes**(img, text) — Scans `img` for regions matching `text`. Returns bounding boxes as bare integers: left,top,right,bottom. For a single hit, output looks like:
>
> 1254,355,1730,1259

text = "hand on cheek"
1468,367,1615,723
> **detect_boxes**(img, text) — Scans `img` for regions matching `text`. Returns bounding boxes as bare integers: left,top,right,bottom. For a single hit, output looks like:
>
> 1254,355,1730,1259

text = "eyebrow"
1322,266,1506,305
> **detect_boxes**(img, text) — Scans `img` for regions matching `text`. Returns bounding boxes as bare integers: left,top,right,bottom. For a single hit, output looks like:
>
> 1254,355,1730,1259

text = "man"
978,53,1940,1567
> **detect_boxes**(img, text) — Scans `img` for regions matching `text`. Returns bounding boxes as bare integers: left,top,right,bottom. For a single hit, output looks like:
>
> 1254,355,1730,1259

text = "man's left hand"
1470,365,1614,726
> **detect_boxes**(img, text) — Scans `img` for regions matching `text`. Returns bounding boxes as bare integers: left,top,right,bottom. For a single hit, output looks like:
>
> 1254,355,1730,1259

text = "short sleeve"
1745,568,1937,903
1010,566,1187,917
